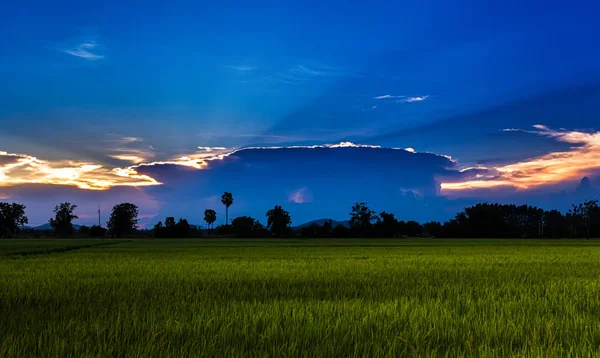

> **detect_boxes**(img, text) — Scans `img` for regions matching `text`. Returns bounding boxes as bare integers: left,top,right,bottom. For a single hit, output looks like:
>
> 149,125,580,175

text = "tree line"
1,191,599,238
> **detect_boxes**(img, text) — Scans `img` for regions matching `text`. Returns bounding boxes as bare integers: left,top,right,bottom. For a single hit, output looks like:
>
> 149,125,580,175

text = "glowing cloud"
0,151,159,190
0,141,456,191
197,146,228,152
441,125,600,191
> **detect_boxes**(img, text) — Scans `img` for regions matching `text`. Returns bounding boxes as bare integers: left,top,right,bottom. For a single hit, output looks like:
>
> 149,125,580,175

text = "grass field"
1,239,600,357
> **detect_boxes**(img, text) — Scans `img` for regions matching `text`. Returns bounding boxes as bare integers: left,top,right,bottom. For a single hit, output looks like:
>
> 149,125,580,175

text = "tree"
154,217,191,238
204,209,217,230
405,221,423,237
231,216,264,237
78,225,90,237
375,211,398,237
49,202,79,236
422,221,442,237
544,210,566,238
0,202,28,238
331,224,351,238
175,218,190,238
580,199,600,239
165,217,176,229
221,192,234,225
90,225,106,238
107,203,139,237
153,221,164,238
266,205,292,237
349,202,378,236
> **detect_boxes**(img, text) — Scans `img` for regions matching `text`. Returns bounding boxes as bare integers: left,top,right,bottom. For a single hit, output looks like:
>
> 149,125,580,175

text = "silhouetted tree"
405,221,422,237
49,202,79,236
153,221,164,238
231,216,265,237
153,217,191,238
0,202,28,238
175,218,190,238
375,211,398,237
331,224,351,238
221,192,234,225
321,219,333,236
266,205,292,237
423,221,442,237
204,209,217,230
541,210,561,238
90,225,106,238
299,220,335,238
440,203,565,238
78,225,90,237
107,203,139,237
580,199,600,239
165,217,176,229
349,202,378,237
300,223,319,238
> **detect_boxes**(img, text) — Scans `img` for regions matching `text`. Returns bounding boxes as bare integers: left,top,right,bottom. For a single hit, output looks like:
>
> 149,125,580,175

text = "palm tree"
221,192,234,225
204,209,217,230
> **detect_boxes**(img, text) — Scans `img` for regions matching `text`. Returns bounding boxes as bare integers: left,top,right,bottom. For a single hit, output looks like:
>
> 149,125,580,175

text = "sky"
1,0,600,227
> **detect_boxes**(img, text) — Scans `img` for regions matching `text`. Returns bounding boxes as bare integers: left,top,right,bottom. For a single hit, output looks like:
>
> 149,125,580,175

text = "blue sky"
1,0,600,227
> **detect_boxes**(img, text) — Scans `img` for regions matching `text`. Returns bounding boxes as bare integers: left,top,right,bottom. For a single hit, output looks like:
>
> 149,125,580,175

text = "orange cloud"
441,125,600,191
0,151,161,190
0,141,454,191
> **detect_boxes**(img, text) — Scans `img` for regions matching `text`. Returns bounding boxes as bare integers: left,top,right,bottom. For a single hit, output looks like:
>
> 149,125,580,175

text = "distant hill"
30,223,82,231
293,219,349,229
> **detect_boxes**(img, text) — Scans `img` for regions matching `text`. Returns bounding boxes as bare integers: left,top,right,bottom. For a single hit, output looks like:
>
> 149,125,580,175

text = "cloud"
289,187,313,203
0,142,484,225
226,65,257,72
108,151,153,164
373,95,429,103
373,95,406,99
269,62,355,85
197,146,228,152
0,151,159,190
398,96,429,103
64,41,104,60
291,65,326,76
105,135,156,164
442,125,600,191
1,141,418,192
134,144,465,224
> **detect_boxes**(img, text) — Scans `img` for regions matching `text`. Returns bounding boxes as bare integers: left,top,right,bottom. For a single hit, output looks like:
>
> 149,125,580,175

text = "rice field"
1,238,600,357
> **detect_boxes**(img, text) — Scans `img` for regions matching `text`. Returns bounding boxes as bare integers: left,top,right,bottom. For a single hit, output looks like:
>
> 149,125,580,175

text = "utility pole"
98,205,101,239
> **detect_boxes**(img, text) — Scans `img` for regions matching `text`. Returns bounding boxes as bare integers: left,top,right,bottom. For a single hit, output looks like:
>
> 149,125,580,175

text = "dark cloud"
135,146,477,225
0,154,19,166
2,146,597,228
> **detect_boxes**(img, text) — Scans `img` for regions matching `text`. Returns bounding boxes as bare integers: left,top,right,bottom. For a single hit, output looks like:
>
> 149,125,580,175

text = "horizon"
2,1,600,227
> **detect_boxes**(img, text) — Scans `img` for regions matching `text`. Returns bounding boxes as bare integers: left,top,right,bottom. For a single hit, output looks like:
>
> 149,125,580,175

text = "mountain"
293,219,349,229
31,223,82,230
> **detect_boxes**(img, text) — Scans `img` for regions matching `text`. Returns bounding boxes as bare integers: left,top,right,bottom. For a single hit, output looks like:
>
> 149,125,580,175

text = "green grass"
1,239,600,357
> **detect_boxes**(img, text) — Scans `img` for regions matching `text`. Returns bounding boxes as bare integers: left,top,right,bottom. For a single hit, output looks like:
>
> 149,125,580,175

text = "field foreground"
1,239,600,357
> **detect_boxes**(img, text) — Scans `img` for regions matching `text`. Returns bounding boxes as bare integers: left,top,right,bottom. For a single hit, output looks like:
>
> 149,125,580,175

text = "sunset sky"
1,0,600,227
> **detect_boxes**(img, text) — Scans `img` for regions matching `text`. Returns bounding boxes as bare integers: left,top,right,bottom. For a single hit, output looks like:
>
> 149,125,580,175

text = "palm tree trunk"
226,207,229,226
